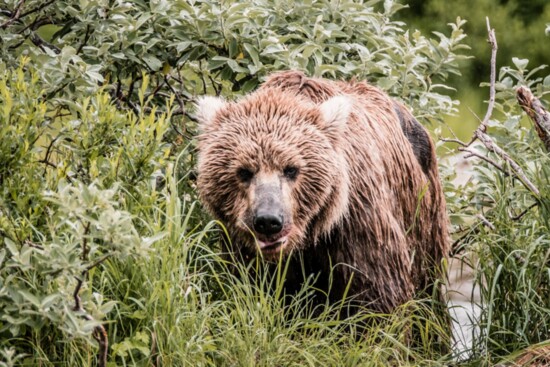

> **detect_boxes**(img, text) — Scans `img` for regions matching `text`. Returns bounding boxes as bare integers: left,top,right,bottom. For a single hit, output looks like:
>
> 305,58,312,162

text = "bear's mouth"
257,236,288,256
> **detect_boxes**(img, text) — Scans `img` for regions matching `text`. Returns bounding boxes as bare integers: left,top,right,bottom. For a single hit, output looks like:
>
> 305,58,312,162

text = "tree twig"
458,146,505,172
84,254,111,272
476,132,540,196
478,18,498,135
461,18,498,147
18,0,55,19
76,24,91,55
30,33,61,54
508,202,538,221
73,276,109,367
0,0,25,29
73,277,84,313
476,213,495,231
160,81,188,138
439,137,468,147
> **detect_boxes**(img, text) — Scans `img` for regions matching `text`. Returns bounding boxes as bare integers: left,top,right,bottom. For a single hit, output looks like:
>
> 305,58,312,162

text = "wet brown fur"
197,70,449,313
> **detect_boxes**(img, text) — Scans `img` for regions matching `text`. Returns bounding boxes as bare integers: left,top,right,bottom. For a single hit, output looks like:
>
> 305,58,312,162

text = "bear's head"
196,88,351,259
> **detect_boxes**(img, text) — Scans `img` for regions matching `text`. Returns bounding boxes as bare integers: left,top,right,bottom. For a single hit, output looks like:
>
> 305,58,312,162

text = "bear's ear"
195,96,227,130
318,96,351,138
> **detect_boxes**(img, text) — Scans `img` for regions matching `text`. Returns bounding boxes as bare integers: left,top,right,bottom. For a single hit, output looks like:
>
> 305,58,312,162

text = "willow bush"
0,0,467,122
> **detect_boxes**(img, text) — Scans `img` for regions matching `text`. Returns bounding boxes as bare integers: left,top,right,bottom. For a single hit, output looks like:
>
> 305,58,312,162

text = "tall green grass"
469,154,550,363
91,166,453,366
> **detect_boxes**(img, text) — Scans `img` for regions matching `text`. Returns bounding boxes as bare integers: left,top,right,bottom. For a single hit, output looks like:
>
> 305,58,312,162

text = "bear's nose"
253,214,283,236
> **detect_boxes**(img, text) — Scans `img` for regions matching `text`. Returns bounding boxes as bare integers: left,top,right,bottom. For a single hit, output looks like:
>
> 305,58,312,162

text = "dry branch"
476,130,540,196
517,86,550,151
0,0,25,29
443,19,543,252
470,20,540,196
458,17,498,147
442,18,540,198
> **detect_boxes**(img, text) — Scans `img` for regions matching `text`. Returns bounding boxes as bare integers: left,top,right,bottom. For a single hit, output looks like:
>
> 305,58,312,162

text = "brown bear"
195,70,449,314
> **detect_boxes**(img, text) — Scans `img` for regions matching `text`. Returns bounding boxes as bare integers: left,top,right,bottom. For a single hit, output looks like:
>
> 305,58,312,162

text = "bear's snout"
252,183,289,241
253,212,283,236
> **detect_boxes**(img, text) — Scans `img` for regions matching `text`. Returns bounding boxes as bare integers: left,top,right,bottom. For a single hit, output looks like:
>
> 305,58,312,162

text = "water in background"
447,256,481,358
444,152,481,358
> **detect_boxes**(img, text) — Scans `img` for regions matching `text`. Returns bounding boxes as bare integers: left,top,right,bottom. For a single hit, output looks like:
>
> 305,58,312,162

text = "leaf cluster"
0,0,469,125
0,61,170,364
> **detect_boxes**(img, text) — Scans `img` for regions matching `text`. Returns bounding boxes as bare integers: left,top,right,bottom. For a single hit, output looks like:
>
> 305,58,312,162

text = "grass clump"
97,167,452,366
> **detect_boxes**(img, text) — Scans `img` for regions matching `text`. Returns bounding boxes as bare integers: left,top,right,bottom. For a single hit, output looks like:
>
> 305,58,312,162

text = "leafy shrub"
0,0,467,124
399,0,550,86
0,60,170,364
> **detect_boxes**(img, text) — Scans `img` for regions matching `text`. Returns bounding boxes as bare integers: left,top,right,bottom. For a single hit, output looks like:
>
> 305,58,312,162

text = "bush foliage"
0,0,549,366
0,0,467,122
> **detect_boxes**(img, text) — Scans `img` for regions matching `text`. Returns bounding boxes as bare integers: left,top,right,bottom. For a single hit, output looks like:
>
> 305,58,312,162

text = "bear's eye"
237,168,254,182
283,166,299,180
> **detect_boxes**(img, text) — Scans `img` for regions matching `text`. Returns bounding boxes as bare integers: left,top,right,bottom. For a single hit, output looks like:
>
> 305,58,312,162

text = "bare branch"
440,18,497,149
448,18,540,197
73,277,84,312
508,202,538,221
76,25,91,55
94,325,109,367
18,0,55,19
81,222,91,262
476,213,495,231
439,137,468,147
479,17,498,134
73,276,109,367
145,78,166,100
0,0,25,29
450,216,496,256
162,80,188,137
459,146,505,172
476,132,540,196
464,18,497,147
84,254,111,272
24,240,43,250
450,228,479,256
30,33,61,54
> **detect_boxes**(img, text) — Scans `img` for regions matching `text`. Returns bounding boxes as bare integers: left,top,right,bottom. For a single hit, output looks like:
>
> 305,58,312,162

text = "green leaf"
243,43,260,66
208,56,230,70
0,249,5,268
512,57,529,71
226,59,248,73
228,38,239,59
19,290,41,308
240,78,258,93
4,238,18,256
41,294,60,310
143,55,163,72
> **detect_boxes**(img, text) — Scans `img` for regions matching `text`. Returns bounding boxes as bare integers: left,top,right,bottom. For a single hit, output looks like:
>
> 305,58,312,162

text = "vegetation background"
0,0,549,366
399,0,550,139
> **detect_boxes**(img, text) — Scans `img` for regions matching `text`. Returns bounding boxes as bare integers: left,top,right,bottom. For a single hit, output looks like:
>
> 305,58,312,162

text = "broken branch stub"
517,86,550,152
